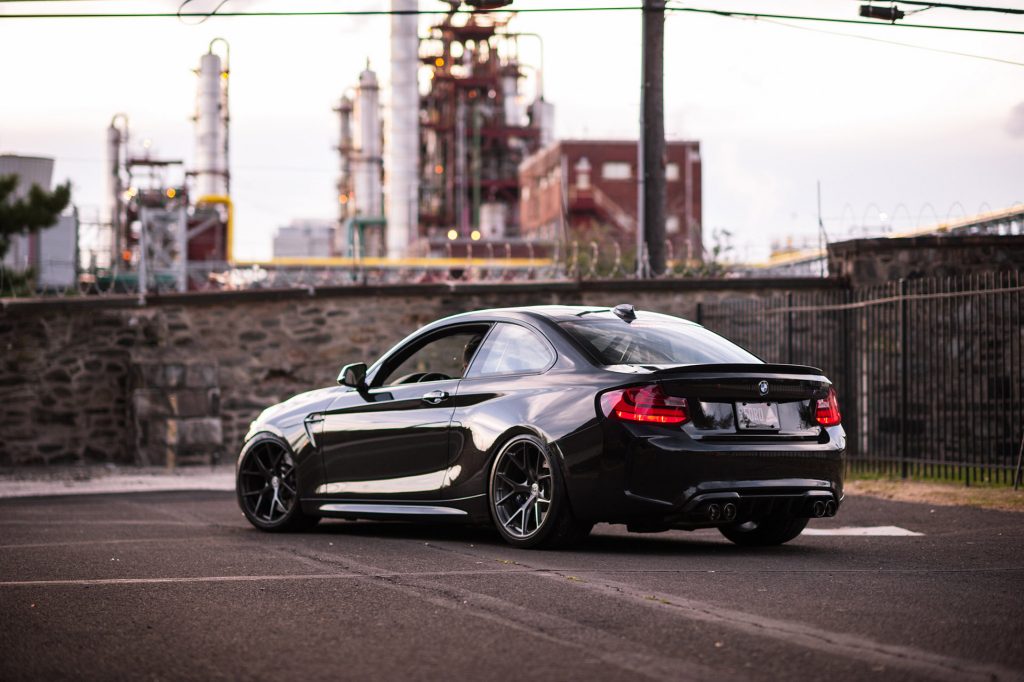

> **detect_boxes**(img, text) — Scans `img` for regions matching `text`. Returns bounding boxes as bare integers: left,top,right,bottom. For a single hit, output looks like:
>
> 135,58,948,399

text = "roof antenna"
612,303,636,322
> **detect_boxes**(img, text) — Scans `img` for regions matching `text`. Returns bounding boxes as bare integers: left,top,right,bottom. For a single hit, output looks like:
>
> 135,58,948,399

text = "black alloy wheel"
237,437,319,532
489,434,592,549
718,515,808,546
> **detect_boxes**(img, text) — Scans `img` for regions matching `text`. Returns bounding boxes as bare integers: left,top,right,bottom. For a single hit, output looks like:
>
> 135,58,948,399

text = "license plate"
736,402,780,430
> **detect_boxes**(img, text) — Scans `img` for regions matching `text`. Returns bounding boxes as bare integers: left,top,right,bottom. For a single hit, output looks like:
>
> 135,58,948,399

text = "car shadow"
301,519,826,558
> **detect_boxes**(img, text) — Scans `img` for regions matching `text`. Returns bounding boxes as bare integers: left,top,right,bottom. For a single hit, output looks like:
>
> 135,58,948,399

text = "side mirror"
338,362,368,389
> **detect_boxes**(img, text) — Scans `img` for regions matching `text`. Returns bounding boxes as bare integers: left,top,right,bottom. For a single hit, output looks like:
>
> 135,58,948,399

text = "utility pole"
640,0,667,276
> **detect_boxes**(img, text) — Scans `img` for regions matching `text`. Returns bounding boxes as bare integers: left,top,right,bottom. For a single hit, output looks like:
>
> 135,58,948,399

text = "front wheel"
236,436,320,533
489,434,591,549
718,516,808,547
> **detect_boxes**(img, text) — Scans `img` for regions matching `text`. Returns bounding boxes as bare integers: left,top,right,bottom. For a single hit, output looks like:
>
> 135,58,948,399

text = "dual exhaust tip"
706,502,737,522
704,497,836,522
811,499,838,518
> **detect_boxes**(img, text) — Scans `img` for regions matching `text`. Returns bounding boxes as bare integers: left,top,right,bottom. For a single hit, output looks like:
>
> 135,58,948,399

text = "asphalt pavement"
0,490,1022,681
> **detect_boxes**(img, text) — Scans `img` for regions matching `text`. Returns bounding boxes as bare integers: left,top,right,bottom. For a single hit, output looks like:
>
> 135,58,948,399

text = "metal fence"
698,272,1024,485
0,237,728,299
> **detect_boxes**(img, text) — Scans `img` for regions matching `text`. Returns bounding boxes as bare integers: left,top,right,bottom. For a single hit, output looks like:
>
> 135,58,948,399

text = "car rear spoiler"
649,363,826,378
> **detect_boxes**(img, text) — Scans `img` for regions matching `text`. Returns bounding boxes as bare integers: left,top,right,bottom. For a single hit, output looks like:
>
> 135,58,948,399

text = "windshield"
559,315,761,366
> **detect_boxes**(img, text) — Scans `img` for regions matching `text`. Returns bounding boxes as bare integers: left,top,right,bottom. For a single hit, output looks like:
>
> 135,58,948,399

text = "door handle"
303,413,325,448
421,390,449,405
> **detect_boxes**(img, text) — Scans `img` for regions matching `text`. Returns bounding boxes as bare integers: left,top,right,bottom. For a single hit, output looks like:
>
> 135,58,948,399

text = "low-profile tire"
236,435,320,533
718,515,807,547
488,434,591,549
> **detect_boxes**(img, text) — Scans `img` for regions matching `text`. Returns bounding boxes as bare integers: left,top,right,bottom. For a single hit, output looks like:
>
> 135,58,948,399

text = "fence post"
841,287,853,456
899,278,909,479
786,292,794,364
695,301,704,326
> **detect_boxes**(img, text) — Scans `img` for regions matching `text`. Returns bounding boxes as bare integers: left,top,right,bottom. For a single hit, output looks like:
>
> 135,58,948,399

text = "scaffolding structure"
418,7,547,245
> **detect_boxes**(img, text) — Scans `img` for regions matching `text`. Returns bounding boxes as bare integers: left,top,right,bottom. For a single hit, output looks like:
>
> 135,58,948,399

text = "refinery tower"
335,0,551,258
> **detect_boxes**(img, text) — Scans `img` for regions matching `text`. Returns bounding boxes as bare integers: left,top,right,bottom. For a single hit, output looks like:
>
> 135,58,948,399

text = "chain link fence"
1,237,727,299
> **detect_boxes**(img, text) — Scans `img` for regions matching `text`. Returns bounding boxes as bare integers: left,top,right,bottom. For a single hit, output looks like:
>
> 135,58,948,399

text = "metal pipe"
455,95,466,235
900,278,909,479
471,103,481,230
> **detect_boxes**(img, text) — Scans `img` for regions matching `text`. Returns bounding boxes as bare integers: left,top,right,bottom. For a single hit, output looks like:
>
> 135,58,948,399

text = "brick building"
518,140,702,262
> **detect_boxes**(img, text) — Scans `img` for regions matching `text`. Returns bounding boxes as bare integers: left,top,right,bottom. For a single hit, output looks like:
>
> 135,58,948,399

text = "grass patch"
845,478,1024,513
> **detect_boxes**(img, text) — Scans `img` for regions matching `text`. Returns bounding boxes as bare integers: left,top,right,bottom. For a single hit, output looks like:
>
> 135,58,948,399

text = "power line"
0,6,629,18
749,16,1024,67
853,0,1024,15
665,6,1024,36
2,2,1015,35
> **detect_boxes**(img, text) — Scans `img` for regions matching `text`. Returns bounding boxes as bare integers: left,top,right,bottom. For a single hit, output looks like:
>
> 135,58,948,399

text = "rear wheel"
237,436,320,532
718,516,807,546
489,434,591,549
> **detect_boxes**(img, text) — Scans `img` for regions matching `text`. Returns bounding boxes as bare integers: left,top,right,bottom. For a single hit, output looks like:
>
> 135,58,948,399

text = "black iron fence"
698,272,1024,485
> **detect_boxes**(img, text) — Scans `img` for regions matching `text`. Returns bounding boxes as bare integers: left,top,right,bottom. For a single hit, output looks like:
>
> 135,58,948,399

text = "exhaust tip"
812,500,826,518
723,502,737,522
707,503,721,521
825,500,837,517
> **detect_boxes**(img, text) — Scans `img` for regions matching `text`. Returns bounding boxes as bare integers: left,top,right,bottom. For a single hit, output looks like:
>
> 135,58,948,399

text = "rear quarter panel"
445,368,609,506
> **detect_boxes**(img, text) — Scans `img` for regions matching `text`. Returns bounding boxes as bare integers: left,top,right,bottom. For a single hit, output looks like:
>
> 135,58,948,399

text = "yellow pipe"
236,256,553,268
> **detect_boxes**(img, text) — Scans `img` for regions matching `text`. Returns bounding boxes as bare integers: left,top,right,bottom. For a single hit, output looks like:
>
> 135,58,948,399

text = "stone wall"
0,278,840,466
827,234,1024,287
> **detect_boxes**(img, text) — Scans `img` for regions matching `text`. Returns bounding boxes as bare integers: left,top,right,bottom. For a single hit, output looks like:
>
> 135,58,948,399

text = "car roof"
434,305,607,324
433,305,696,325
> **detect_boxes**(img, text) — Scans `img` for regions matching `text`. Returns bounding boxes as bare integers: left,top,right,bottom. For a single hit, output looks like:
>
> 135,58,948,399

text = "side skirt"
302,494,490,524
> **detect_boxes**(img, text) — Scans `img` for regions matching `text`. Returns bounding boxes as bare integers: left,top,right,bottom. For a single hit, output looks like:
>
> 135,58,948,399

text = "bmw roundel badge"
758,380,769,396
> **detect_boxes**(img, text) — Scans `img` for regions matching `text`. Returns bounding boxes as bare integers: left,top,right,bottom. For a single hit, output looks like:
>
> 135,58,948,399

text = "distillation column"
352,67,383,218
194,47,229,197
105,114,128,267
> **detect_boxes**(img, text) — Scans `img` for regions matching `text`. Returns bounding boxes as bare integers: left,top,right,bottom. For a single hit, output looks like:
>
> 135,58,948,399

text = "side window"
466,324,554,378
378,327,489,386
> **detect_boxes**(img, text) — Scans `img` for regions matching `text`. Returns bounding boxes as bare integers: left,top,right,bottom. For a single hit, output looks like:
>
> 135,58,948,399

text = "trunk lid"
652,363,831,441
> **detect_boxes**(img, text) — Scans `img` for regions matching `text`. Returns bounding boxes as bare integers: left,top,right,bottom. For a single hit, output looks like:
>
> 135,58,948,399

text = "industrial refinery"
98,38,233,290
327,1,555,260
11,0,703,293
84,0,566,289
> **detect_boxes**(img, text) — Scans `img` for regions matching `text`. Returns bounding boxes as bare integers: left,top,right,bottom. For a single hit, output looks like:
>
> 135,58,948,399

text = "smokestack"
385,0,419,258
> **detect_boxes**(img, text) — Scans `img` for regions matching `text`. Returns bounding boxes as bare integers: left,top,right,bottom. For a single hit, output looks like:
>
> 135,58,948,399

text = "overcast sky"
2,0,1022,262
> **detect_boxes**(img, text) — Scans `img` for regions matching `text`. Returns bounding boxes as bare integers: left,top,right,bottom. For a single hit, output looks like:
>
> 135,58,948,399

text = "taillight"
600,384,689,425
815,387,841,426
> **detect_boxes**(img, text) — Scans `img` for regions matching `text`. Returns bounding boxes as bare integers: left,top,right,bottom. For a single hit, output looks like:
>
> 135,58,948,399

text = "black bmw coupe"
236,304,845,548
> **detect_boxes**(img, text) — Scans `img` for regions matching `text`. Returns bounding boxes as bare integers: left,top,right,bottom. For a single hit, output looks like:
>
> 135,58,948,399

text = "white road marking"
0,569,535,588
803,525,924,536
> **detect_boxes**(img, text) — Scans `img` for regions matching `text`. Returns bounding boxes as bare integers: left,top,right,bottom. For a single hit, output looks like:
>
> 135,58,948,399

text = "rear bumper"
668,487,840,528
563,423,846,525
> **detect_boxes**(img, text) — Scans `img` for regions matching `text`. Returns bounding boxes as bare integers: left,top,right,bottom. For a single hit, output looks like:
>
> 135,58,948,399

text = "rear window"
559,316,760,366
